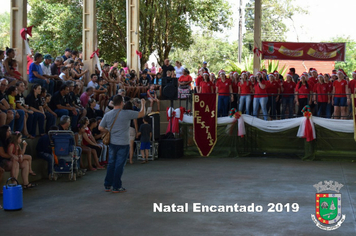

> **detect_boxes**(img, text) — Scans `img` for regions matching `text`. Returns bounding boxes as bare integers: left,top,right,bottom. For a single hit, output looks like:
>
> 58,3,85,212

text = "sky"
2,0,356,43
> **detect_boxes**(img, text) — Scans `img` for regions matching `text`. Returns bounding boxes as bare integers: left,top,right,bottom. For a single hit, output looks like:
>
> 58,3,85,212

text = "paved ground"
0,156,355,236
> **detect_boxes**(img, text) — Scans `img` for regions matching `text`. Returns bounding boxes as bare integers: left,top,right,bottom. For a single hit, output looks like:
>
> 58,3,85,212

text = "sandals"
29,171,37,176
140,160,148,164
23,183,37,189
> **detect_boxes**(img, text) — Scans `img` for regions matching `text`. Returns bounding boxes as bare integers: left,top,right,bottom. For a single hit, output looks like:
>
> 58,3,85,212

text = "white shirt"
59,73,66,81
40,62,52,76
175,66,185,78
87,81,98,89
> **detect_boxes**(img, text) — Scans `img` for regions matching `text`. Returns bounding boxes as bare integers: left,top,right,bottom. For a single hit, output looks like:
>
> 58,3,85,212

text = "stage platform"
1,156,356,235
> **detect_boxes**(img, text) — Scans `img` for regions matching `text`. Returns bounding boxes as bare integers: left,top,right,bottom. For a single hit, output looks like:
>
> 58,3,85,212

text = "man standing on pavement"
99,95,146,193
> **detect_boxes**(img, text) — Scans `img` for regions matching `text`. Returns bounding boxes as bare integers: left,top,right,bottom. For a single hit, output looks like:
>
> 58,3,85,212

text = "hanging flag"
90,49,102,76
193,94,217,156
20,25,34,55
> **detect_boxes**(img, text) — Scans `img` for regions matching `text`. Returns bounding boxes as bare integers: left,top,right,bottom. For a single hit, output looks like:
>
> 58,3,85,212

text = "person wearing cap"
266,73,280,119
40,54,57,95
200,72,214,94
252,72,268,120
310,69,319,84
295,73,312,117
238,72,252,115
332,70,350,119
202,61,210,73
62,48,72,62
178,68,192,99
29,53,55,94
312,74,329,118
216,70,233,117
281,72,296,119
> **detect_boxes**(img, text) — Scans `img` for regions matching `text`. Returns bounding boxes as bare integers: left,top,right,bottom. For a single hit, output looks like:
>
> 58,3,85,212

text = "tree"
332,37,356,76
0,12,10,50
28,0,82,56
244,0,307,50
170,33,248,74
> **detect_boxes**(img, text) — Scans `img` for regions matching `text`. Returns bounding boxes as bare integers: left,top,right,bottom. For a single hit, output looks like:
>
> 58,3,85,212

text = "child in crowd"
147,84,160,112
8,131,36,176
137,115,152,164
9,60,28,87
75,123,97,171
151,62,156,75
96,78,109,111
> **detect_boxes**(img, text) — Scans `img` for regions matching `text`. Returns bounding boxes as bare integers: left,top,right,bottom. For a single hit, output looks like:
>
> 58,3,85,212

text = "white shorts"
129,127,136,141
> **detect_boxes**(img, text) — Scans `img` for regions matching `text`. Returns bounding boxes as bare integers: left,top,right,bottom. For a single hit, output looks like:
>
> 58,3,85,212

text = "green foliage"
0,12,10,50
170,33,246,74
332,37,356,76
262,60,288,76
28,0,82,56
244,0,307,51
140,0,233,67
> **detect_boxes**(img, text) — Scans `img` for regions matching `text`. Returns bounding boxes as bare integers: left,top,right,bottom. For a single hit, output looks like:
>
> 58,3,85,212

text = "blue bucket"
3,177,23,211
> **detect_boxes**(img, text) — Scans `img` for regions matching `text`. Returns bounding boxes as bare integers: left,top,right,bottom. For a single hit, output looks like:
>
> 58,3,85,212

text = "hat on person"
256,71,262,75
203,72,209,76
233,71,239,75
318,73,324,78
65,48,72,52
331,71,337,77
219,70,226,75
44,54,53,60
268,73,274,77
203,61,207,64
352,70,356,75
286,72,293,78
241,71,246,75
311,68,317,73
249,74,254,79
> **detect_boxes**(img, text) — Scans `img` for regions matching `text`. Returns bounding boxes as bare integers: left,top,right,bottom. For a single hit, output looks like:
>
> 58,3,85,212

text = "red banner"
193,94,217,156
262,42,345,61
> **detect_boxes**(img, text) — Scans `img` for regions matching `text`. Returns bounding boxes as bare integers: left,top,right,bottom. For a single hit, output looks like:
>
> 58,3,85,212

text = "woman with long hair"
25,84,46,137
3,48,18,86
238,72,252,115
332,70,349,119
313,73,329,118
266,73,280,119
88,118,107,166
200,72,214,94
216,71,233,117
252,72,268,120
231,72,239,109
295,73,312,116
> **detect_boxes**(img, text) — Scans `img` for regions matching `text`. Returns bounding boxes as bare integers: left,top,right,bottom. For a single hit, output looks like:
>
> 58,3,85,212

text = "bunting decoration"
20,25,34,55
90,49,102,76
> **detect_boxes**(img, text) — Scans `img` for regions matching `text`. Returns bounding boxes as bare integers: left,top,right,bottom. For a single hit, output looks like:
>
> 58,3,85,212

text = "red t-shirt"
282,81,296,97
200,81,213,94
179,75,192,82
82,127,92,146
349,79,356,94
238,81,251,95
296,82,311,99
27,55,33,75
195,76,203,87
231,81,239,93
313,83,329,102
266,81,280,95
216,79,231,96
254,80,267,98
326,81,333,93
333,79,347,98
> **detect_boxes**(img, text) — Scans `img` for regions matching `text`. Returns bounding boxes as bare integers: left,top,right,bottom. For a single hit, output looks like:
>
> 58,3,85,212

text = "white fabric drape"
181,114,354,134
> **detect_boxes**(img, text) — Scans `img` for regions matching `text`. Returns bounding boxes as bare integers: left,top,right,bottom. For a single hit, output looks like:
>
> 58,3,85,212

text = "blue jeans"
28,112,45,136
267,96,277,119
38,152,54,174
239,95,251,115
29,78,55,95
104,144,130,189
54,109,79,130
9,109,25,132
326,103,332,119
218,96,229,117
253,97,268,120
281,95,294,119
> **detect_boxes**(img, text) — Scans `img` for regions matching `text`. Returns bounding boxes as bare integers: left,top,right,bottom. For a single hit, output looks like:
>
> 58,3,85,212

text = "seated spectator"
50,56,64,92
72,84,87,119
8,131,36,176
0,80,15,127
3,48,18,86
59,66,74,82
147,84,160,112
8,59,28,87
37,125,58,179
28,53,54,95
109,67,120,95
86,99,103,119
0,80,25,133
96,78,109,112
25,84,46,137
0,125,34,189
62,48,72,62
39,92,56,132
50,84,79,130
71,61,86,87
88,118,107,166
40,54,59,95
178,69,192,99
139,71,151,94
80,87,94,108
15,82,34,138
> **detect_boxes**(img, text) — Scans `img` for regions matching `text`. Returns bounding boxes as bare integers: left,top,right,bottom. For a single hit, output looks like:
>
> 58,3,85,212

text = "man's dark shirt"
50,91,69,111
161,64,175,77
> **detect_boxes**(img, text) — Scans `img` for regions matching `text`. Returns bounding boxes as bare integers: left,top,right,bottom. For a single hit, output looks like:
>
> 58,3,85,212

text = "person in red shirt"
332,69,350,119
323,73,333,118
200,73,213,94
195,69,204,93
216,71,233,117
178,68,192,99
281,73,296,119
295,74,312,116
238,72,252,115
231,72,239,109
252,72,268,120
26,49,34,76
313,74,330,118
349,70,356,94
266,73,280,119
